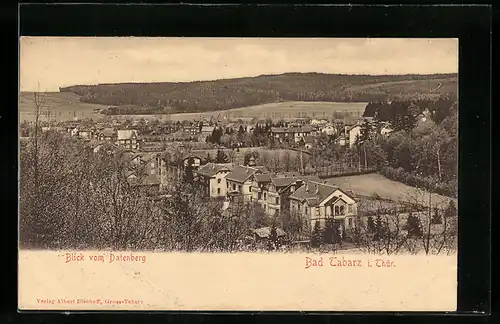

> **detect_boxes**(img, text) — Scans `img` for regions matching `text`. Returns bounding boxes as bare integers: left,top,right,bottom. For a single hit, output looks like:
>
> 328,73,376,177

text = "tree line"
59,73,457,115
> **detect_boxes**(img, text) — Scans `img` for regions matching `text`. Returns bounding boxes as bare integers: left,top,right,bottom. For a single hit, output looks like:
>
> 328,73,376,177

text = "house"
225,162,269,204
125,152,162,176
346,124,361,148
127,173,161,194
199,126,215,142
78,129,93,139
70,127,79,137
270,125,315,143
289,181,358,236
91,142,118,154
303,136,315,150
251,172,321,216
195,163,233,198
380,124,393,136
117,129,140,150
309,119,328,126
98,128,117,142
182,153,203,170
320,124,336,136
183,125,200,136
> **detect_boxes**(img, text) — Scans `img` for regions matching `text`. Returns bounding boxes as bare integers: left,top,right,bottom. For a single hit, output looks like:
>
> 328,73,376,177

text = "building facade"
195,163,232,198
289,181,358,236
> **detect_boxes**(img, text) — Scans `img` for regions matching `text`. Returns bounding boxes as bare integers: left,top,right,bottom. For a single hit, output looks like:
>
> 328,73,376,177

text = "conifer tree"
311,221,323,248
215,149,229,163
407,213,423,237
431,207,442,224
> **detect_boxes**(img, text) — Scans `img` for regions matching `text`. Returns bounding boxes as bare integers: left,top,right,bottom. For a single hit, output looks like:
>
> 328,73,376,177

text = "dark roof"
195,163,232,177
272,175,321,188
254,166,269,173
226,165,266,183
289,181,341,206
182,153,203,160
254,173,272,183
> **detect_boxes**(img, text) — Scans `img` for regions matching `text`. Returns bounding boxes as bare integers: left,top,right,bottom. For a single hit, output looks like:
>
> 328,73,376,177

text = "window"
217,178,221,184
264,193,267,200
334,206,340,215
239,185,242,192
348,204,353,213
275,197,279,205
348,218,353,227
217,188,221,194
233,184,236,190
340,205,345,215
258,192,262,200
227,182,229,188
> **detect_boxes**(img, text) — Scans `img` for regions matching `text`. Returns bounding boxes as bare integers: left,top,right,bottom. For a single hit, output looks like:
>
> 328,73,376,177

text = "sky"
19,37,458,92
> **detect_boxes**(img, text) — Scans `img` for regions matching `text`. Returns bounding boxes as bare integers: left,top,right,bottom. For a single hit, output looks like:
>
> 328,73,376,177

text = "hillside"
19,92,109,122
59,73,458,115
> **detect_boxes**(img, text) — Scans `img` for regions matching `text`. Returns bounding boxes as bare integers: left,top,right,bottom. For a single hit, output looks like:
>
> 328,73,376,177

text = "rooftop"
195,163,232,178
226,165,267,183
117,129,138,140
289,180,355,207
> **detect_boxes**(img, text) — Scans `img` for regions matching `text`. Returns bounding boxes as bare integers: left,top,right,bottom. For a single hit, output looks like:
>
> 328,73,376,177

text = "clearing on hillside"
325,173,457,207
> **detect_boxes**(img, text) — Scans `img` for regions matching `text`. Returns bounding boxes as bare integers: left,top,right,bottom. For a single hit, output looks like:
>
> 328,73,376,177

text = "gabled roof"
254,173,272,183
101,128,116,137
289,181,355,207
182,153,203,160
195,163,232,178
271,174,321,188
117,129,138,140
226,165,266,183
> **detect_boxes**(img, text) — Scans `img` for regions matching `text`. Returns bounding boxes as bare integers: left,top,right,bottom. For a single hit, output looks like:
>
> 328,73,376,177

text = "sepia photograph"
19,37,459,311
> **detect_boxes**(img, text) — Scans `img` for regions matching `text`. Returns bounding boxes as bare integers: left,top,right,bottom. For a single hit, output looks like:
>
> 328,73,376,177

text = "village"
19,102,458,254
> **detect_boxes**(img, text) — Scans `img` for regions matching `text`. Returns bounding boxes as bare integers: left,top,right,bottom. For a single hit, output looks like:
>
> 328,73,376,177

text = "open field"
325,173,457,207
19,92,368,122
103,101,367,122
346,77,457,95
19,92,108,122
166,101,368,122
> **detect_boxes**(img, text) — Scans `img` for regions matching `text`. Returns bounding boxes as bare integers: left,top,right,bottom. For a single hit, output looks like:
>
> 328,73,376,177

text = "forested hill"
59,72,458,115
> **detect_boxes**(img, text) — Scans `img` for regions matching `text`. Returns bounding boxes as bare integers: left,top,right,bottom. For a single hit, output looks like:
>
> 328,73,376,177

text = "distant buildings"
346,124,361,148
270,125,316,143
117,129,140,150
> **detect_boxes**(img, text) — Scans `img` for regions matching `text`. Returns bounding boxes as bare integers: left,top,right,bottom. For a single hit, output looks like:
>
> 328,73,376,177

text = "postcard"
19,37,458,311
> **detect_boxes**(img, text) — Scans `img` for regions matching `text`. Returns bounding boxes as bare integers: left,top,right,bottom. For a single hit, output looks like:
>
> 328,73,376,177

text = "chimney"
305,182,309,192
